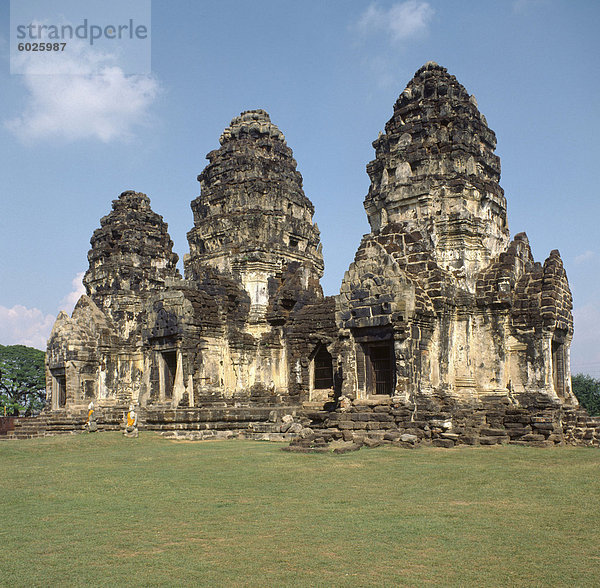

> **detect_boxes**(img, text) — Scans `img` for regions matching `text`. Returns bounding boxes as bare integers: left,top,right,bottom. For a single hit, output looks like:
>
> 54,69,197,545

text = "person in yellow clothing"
85,401,98,432
123,404,139,438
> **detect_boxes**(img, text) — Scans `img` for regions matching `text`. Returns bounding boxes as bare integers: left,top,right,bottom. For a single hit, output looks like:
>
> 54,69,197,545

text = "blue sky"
0,0,598,375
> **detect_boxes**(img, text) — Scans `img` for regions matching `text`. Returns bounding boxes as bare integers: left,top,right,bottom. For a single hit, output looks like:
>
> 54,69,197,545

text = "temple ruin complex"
42,63,599,447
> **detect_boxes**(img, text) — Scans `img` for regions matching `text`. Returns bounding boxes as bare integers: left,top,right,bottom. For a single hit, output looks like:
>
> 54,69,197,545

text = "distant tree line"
0,344,46,416
571,373,600,416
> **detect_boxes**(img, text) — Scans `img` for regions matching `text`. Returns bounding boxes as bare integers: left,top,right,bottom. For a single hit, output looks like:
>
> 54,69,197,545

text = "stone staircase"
141,390,305,440
0,416,47,440
1,393,305,442
44,406,128,434
143,402,302,440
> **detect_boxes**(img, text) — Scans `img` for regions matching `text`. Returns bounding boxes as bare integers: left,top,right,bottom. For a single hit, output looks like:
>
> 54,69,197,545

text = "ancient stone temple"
43,63,597,446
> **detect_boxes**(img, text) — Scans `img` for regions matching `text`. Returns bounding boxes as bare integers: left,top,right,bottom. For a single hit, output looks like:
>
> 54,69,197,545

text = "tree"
0,345,46,416
571,373,600,416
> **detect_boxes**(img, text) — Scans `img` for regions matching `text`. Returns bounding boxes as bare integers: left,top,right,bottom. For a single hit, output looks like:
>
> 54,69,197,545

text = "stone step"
146,420,282,432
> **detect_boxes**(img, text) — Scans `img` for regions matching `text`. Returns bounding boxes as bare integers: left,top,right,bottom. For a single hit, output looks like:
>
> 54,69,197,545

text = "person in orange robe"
123,404,138,438
85,401,98,432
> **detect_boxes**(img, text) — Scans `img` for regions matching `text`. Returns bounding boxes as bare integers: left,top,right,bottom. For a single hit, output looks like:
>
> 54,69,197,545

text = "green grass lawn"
1,434,599,587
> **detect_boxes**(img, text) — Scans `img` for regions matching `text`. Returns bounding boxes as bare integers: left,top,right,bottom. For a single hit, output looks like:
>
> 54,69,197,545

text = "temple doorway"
365,342,395,395
162,350,177,399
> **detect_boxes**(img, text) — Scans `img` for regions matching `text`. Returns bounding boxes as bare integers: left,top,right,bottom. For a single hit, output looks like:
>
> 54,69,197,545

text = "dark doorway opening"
51,369,67,408
57,375,66,407
313,346,334,390
552,339,566,398
366,343,395,395
162,351,177,399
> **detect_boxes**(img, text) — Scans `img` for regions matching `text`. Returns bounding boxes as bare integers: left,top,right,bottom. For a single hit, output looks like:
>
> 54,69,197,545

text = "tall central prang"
185,109,324,325
337,61,574,410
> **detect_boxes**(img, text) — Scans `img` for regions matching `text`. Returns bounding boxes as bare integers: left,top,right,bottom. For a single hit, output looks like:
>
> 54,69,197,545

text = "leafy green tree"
0,345,46,416
571,373,600,416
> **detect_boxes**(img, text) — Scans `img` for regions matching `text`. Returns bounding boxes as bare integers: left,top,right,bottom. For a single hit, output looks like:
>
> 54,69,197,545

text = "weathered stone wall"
562,410,600,446
303,397,599,448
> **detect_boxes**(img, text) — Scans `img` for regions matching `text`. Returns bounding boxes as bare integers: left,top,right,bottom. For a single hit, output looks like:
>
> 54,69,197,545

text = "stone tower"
364,61,509,288
337,62,575,407
46,191,181,410
84,190,180,336
186,109,324,326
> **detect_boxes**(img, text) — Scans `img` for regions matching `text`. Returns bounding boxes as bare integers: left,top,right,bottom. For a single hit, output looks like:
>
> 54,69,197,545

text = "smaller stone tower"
84,190,180,338
46,191,181,411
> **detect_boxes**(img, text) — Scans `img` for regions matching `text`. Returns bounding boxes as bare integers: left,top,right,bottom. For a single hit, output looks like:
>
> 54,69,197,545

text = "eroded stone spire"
186,109,324,321
84,190,180,321
364,62,509,280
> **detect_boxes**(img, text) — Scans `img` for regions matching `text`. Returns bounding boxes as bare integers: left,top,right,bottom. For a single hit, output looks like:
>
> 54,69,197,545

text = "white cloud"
0,305,55,351
5,43,159,143
0,272,87,351
574,250,595,265
357,1,435,42
59,272,86,314
512,0,549,15
571,302,600,376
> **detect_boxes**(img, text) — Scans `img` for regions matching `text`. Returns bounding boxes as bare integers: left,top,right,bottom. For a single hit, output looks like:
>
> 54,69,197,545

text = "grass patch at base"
1,433,599,587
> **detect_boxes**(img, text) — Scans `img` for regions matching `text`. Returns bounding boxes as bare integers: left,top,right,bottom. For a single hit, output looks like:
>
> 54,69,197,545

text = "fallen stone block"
400,433,418,443
479,436,501,445
432,438,454,448
520,433,547,442
333,443,363,454
362,437,381,448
